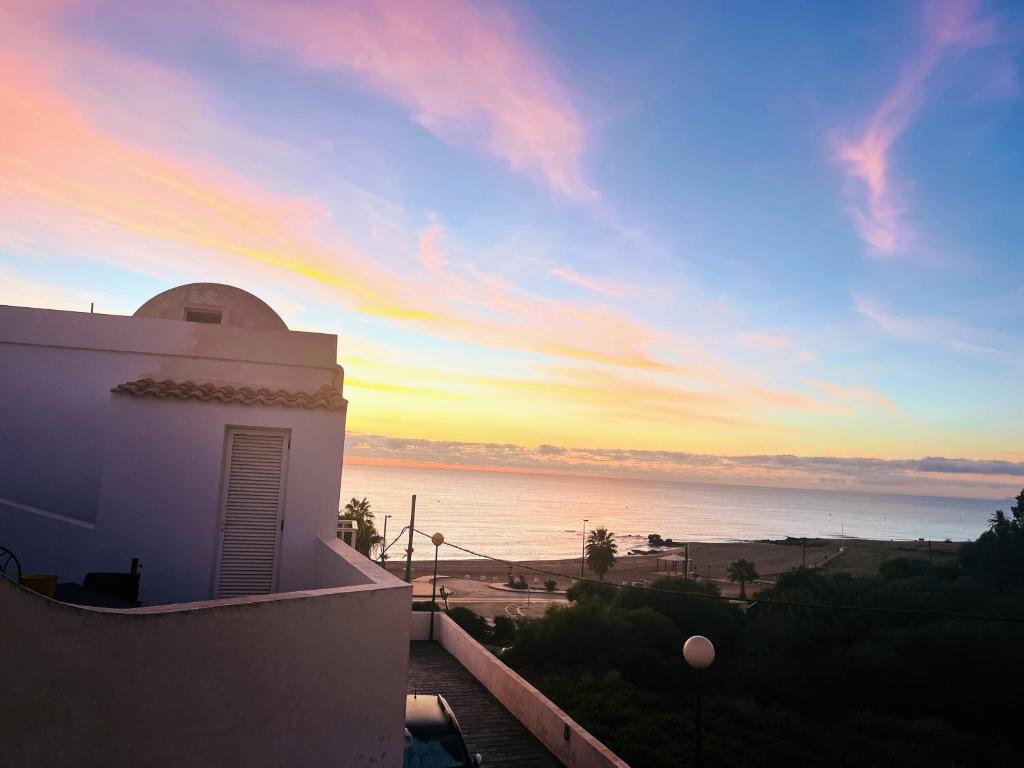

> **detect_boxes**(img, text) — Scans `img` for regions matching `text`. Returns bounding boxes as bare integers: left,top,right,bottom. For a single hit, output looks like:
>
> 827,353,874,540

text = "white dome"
134,283,287,331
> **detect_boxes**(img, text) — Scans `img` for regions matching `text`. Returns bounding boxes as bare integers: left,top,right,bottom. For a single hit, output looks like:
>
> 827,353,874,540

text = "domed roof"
133,283,288,331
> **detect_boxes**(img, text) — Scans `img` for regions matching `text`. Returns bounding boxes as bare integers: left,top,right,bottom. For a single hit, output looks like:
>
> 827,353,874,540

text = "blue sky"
1,0,1021,496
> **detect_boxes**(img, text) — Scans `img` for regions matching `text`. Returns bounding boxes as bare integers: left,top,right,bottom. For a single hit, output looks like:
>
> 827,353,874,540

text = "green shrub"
544,579,558,591
566,580,617,603
411,600,439,611
447,606,490,641
492,614,516,645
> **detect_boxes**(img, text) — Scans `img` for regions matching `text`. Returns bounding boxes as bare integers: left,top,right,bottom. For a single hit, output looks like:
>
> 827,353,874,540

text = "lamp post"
380,514,392,564
580,519,589,579
684,635,715,768
429,532,444,641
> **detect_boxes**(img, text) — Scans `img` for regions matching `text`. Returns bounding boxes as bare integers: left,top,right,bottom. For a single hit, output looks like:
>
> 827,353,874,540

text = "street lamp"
683,635,715,768
429,532,445,641
580,518,589,579
380,514,392,564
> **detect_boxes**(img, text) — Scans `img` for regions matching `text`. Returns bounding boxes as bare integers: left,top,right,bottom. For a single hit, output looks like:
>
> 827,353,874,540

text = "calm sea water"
339,464,999,561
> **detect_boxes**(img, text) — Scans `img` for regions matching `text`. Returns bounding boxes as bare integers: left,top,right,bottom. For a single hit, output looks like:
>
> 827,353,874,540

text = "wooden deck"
408,641,561,767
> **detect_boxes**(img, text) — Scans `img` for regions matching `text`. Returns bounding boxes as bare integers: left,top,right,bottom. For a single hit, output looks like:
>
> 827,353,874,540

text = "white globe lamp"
684,635,715,768
683,635,715,669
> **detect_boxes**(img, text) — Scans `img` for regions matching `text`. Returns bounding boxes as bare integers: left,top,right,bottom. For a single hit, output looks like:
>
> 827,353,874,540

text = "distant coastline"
342,462,998,562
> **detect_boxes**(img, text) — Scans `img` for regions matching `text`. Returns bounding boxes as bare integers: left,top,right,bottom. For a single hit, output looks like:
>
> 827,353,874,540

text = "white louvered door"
214,429,289,598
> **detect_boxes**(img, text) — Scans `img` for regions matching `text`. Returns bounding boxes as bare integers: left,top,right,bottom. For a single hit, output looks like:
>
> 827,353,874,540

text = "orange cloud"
807,379,898,413
227,0,595,200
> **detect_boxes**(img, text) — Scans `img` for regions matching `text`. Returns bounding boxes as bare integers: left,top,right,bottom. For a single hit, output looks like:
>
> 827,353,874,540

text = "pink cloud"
807,379,898,413
736,330,792,351
1,2,900,432
0,7,660,371
835,0,999,256
550,267,619,296
417,222,446,272
226,0,595,201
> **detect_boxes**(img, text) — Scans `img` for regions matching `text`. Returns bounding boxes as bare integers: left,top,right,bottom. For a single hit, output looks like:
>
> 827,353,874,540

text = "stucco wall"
410,612,629,768
0,303,348,602
90,394,345,604
0,305,337,525
0,556,411,768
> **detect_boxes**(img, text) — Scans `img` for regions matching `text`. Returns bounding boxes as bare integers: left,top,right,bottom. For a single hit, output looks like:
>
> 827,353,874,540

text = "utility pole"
928,539,933,566
404,495,416,582
684,543,689,581
802,537,806,568
580,519,588,579
380,514,392,564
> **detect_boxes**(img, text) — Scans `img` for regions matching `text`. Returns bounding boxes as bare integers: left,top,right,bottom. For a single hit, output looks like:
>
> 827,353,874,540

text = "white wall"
0,560,411,768
0,304,348,602
92,395,345,604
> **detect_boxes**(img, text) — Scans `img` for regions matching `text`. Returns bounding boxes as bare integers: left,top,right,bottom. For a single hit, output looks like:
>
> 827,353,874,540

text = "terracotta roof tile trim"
111,378,346,411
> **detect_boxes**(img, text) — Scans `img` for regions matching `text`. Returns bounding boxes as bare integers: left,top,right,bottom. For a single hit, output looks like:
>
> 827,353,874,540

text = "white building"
0,283,412,766
0,282,357,604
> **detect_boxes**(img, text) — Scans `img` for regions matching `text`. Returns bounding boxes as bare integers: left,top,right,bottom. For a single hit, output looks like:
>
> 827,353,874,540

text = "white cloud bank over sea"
346,434,1024,500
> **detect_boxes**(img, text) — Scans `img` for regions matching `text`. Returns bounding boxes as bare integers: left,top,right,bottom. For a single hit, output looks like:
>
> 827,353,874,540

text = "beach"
387,537,961,605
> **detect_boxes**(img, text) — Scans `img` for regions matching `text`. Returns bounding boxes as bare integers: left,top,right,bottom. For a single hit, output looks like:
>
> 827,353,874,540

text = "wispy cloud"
835,0,1000,255
550,267,620,296
854,294,1022,365
0,8,665,373
417,222,447,272
807,379,898,413
226,0,595,201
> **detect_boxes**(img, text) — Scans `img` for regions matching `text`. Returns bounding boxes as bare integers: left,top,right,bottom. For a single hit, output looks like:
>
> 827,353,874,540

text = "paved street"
412,576,568,619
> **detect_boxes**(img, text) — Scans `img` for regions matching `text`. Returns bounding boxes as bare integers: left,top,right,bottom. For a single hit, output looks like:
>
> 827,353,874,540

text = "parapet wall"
0,574,411,767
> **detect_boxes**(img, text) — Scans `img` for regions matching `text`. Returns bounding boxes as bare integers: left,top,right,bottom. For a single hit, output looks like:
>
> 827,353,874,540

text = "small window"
185,308,223,324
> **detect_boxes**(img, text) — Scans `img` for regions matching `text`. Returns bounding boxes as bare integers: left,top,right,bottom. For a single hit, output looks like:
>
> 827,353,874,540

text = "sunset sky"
2,1,1022,497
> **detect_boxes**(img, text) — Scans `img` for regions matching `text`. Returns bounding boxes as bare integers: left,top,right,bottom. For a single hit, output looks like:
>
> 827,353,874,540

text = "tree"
727,558,759,599
989,509,1010,534
961,488,1024,587
585,527,618,580
339,497,382,558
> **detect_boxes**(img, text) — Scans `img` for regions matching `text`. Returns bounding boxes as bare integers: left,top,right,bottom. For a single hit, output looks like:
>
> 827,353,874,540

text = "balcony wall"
0,546,411,768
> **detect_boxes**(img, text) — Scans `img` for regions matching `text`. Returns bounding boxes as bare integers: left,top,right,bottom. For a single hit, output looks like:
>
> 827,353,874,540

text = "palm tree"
989,509,1010,533
727,558,759,599
585,527,618,580
339,497,382,557
1011,490,1024,526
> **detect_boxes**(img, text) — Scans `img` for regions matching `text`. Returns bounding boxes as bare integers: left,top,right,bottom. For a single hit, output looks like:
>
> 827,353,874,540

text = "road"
412,576,568,619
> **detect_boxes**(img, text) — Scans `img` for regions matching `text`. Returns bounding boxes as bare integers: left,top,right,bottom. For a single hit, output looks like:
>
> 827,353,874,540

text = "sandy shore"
385,538,960,599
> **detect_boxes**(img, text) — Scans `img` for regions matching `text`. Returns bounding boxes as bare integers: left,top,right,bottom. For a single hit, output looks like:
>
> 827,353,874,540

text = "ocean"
339,463,1000,561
